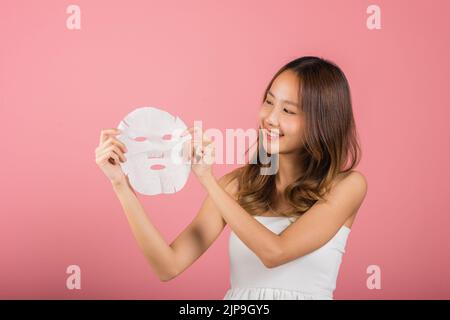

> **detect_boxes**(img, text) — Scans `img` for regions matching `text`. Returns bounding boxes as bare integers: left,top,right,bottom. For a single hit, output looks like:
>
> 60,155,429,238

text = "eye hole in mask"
133,133,173,142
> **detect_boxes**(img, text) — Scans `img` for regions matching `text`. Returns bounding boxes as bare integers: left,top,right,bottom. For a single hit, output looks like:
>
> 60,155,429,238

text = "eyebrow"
267,91,300,108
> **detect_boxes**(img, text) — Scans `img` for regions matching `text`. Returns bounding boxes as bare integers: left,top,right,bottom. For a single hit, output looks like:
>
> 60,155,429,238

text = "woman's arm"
112,177,178,281
200,171,367,268
112,172,236,281
198,174,281,268
183,125,368,269
183,126,282,267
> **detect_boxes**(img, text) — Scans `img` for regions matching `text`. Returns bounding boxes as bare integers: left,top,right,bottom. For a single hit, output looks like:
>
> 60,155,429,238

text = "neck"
274,151,304,191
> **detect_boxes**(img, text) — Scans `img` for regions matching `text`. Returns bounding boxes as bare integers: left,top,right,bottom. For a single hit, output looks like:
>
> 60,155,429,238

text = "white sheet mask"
116,106,192,196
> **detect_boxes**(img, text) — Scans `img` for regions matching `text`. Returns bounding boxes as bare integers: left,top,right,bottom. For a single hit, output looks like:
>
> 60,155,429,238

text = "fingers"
97,145,127,163
97,129,126,164
182,126,203,139
182,126,215,164
97,151,120,165
182,126,213,147
192,139,215,165
183,127,202,162
99,128,121,145
107,152,120,165
96,129,128,159
181,126,195,137
202,142,215,165
103,136,127,154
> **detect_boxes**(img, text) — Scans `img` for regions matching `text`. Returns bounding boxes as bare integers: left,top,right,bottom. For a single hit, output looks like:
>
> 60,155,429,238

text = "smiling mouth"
261,126,284,140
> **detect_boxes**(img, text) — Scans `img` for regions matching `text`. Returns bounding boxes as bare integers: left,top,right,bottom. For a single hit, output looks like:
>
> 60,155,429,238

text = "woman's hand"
95,128,128,185
181,126,216,182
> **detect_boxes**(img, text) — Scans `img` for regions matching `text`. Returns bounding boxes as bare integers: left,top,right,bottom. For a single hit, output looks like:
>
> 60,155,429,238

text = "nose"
265,106,281,127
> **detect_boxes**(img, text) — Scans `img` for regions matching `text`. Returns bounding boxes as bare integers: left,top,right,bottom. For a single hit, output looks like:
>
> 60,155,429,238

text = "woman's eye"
284,108,296,115
265,99,273,105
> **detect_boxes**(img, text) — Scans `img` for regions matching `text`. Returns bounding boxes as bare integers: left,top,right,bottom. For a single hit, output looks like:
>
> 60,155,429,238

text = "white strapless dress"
223,215,351,300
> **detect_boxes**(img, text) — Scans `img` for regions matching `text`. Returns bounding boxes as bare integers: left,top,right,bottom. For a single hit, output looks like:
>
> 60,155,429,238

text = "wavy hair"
229,56,362,218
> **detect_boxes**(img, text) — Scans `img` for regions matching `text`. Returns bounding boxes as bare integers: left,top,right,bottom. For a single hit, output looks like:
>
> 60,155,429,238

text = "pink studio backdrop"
1,0,449,299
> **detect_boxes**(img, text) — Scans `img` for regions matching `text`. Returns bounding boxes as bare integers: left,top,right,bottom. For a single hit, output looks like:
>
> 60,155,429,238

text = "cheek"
283,118,304,140
258,106,269,120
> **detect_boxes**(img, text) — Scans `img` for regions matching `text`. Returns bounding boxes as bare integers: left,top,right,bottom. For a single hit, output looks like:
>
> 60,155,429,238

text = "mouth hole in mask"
150,164,166,170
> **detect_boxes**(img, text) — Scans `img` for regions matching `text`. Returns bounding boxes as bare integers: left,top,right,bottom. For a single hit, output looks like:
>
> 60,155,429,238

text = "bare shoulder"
332,170,368,194
347,170,368,195
326,170,368,227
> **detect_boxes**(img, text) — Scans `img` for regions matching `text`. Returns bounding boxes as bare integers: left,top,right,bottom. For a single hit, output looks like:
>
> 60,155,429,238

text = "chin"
261,140,280,155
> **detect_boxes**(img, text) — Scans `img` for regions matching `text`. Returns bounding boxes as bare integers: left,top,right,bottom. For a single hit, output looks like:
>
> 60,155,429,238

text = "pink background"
1,0,449,299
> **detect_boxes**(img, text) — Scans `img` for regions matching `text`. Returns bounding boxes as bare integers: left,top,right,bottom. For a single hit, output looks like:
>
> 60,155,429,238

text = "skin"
258,69,308,212
94,70,367,280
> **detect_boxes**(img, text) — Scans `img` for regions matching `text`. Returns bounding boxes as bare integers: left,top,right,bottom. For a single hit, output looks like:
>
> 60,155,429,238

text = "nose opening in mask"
147,152,164,159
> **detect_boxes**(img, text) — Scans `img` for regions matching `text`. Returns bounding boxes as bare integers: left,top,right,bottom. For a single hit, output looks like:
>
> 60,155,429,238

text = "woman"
95,56,368,300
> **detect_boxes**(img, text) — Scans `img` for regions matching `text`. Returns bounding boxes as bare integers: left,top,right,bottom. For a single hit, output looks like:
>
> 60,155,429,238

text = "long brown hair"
229,56,361,218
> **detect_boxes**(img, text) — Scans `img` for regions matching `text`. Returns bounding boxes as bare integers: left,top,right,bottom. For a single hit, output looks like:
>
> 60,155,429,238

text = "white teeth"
264,129,283,137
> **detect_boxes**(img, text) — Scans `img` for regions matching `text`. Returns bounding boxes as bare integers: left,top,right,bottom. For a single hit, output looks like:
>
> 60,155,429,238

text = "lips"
261,127,284,142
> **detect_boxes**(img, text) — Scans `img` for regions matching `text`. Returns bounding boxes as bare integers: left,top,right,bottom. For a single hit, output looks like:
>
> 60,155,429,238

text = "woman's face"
259,69,305,155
